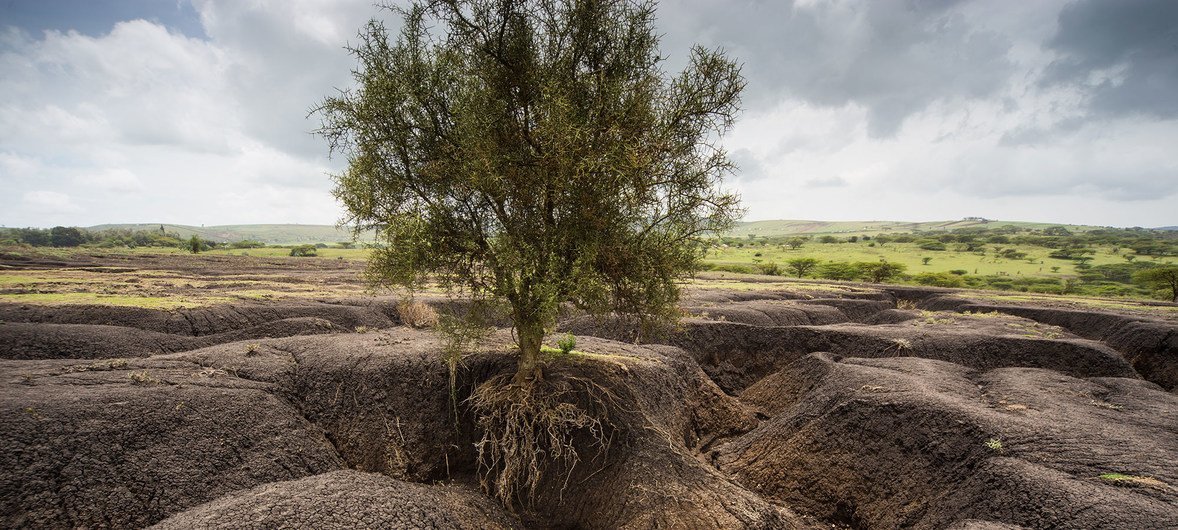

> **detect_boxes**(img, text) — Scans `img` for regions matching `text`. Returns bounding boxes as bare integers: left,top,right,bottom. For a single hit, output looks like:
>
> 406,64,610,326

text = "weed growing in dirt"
128,371,159,386
556,333,577,355
244,343,260,356
896,299,919,310
354,325,370,334
1089,400,1124,411
397,299,439,328
985,438,1004,452
890,338,913,352
1099,473,1168,489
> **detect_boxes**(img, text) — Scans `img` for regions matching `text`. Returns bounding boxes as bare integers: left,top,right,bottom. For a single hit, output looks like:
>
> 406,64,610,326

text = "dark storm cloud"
1044,0,1178,119
660,0,1014,137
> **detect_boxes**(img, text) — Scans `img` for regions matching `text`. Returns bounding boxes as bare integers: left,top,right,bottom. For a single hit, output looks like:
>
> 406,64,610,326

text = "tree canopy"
317,0,745,384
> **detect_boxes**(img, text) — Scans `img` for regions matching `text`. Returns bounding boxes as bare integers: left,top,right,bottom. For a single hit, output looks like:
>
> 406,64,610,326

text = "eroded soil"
1,252,1176,529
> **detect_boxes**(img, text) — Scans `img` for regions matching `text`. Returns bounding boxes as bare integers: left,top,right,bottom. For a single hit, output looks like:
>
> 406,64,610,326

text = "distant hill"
1155,226,1178,231
88,224,376,245
86,218,1139,244
728,219,1113,238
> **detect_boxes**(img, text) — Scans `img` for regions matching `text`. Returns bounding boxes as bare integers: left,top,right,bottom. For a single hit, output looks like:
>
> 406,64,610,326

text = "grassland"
87,223,378,245
703,240,1149,278
732,219,1110,238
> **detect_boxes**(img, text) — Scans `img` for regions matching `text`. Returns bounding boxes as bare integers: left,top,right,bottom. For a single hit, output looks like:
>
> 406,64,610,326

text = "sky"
1,0,1176,229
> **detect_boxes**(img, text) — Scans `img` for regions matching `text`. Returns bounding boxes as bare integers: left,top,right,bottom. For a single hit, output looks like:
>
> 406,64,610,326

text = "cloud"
660,0,1019,136
0,0,1175,229
22,191,81,214
1043,0,1178,120
804,176,848,188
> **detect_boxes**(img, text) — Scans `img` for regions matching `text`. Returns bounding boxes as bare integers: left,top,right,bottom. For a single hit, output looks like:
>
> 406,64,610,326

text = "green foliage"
1133,265,1178,302
785,257,820,278
757,262,783,276
50,226,86,247
858,261,906,283
913,272,965,288
289,244,318,257
817,261,862,281
316,0,744,384
556,333,577,355
917,240,946,251
188,235,202,254
229,240,267,249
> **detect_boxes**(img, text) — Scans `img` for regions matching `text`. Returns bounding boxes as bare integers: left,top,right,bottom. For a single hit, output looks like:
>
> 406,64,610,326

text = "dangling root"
470,372,616,511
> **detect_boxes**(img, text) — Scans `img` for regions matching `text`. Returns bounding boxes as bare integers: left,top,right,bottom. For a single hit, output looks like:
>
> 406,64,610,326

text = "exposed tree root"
469,372,616,511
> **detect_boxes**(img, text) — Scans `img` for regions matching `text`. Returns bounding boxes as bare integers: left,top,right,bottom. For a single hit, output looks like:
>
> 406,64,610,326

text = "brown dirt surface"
2,250,1177,528
714,353,1178,529
0,357,343,529
149,470,520,529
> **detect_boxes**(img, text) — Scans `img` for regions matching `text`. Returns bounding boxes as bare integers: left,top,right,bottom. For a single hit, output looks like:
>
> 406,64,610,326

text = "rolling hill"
730,218,1112,238
88,224,377,245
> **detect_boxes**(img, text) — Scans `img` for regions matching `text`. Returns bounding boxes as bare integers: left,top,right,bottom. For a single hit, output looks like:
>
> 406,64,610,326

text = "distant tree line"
716,225,1178,257
1,226,241,251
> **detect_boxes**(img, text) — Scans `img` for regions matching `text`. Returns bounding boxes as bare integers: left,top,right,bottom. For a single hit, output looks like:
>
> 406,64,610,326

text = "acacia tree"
1134,266,1178,302
317,0,744,385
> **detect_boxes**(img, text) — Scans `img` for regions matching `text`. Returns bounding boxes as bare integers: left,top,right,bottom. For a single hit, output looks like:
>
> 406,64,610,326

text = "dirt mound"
796,298,895,322
917,297,1178,390
0,317,349,360
496,337,808,528
0,358,343,529
169,330,808,528
685,299,849,327
716,353,1178,529
570,313,1136,394
0,301,395,336
150,470,518,529
0,322,190,359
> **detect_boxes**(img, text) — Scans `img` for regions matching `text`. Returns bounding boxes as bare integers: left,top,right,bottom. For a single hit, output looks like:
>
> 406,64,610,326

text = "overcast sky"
1,0,1176,228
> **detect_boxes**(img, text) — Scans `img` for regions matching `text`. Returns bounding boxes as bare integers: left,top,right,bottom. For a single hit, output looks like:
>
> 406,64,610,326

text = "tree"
785,257,819,278
188,235,202,254
858,261,906,283
50,226,85,247
316,0,744,386
1134,266,1178,302
785,237,807,249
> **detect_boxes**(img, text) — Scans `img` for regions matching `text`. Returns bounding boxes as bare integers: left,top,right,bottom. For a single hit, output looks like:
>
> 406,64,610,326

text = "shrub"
917,240,946,251
913,272,965,288
948,269,968,275
817,261,862,281
757,262,783,276
556,333,576,355
858,261,906,283
289,244,318,257
397,299,439,328
785,257,820,278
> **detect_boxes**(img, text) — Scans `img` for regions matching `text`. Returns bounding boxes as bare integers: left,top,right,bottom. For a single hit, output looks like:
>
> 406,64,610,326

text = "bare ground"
1,251,1176,528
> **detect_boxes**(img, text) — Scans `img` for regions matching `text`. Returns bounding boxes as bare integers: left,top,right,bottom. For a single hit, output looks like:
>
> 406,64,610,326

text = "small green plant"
245,343,260,356
556,333,577,355
1099,473,1167,489
355,325,370,334
984,438,1003,452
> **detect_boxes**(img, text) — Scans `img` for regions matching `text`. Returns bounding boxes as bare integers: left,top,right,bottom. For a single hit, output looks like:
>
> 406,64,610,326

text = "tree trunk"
514,317,544,387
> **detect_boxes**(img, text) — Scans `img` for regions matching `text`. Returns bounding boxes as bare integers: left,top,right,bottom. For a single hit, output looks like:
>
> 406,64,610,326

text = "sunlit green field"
703,241,1170,279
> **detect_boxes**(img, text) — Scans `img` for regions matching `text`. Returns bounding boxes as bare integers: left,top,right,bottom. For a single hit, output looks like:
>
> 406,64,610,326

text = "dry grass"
397,299,440,329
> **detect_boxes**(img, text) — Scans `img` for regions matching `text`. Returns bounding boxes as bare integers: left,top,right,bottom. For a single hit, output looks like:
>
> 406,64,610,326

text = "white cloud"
22,190,81,214
0,0,1175,229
